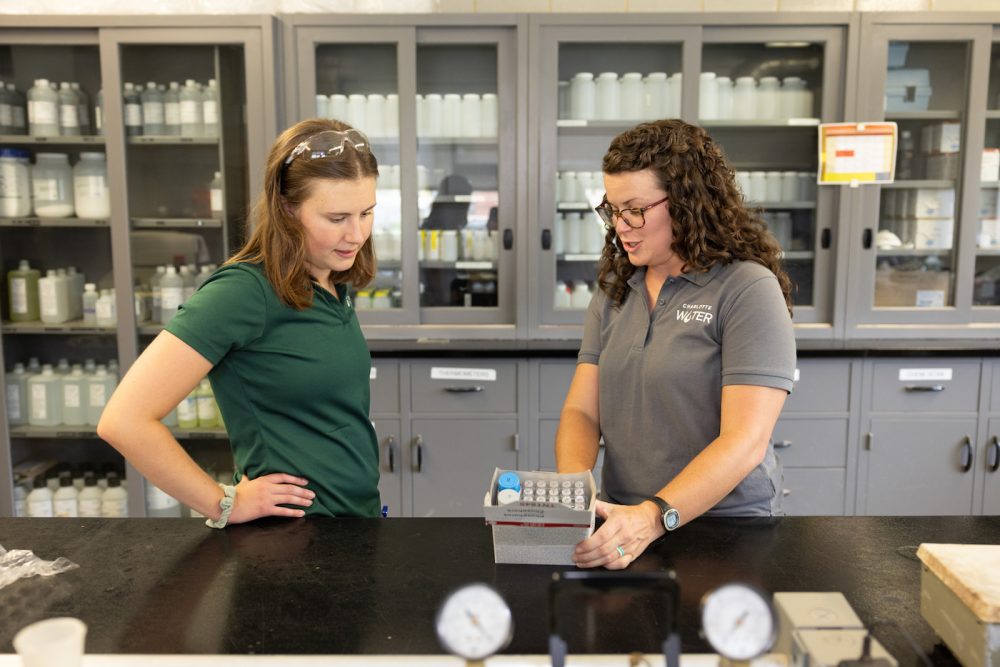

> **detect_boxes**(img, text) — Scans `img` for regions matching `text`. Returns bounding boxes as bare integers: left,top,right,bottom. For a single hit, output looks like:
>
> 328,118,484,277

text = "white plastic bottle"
86,364,115,426
202,78,219,138
53,473,78,517
123,83,142,137
55,357,71,375
194,265,213,291
164,82,181,136
58,82,80,136
82,283,99,325
210,171,224,217
107,358,119,380
160,265,184,323
180,79,203,138
141,82,165,136
71,82,91,135
149,265,166,324
0,81,12,134
27,78,59,137
94,88,104,136
28,363,62,426
39,269,71,324
26,476,54,517
101,473,128,517
196,378,218,428
61,365,87,426
32,152,75,218
179,265,195,301
95,289,116,327
146,483,181,518
73,152,110,219
77,473,103,517
72,466,85,491
5,362,29,426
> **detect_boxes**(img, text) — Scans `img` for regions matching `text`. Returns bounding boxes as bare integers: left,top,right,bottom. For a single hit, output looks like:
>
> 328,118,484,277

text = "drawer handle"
444,385,484,393
782,489,791,497
904,385,945,392
989,436,999,473
385,435,396,474
960,436,973,474
412,435,423,473
774,439,792,449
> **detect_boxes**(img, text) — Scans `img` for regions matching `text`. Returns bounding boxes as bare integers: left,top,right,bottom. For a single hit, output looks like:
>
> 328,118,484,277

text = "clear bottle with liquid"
8,84,26,135
149,265,166,324
180,79,203,138
0,81,13,134
210,171,224,217
53,473,79,517
27,363,62,426
13,481,28,517
82,283,99,325
57,82,80,136
8,259,40,322
101,473,128,517
164,82,181,136
95,89,104,136
202,78,219,138
39,269,71,324
177,386,198,429
123,83,142,137
140,82,165,136
61,365,87,426
27,78,59,136
86,364,116,426
196,379,218,428
5,362,29,426
71,82,91,135
160,265,184,323
95,288,116,327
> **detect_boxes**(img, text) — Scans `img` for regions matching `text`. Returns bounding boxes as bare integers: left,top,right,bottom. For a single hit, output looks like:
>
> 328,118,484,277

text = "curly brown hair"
597,119,793,316
227,118,378,310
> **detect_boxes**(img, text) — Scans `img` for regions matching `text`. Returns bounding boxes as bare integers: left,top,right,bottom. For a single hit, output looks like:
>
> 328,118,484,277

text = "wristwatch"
647,496,680,531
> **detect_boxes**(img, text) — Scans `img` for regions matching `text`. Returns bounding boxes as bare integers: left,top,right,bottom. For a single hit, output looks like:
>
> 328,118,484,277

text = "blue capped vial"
497,471,521,493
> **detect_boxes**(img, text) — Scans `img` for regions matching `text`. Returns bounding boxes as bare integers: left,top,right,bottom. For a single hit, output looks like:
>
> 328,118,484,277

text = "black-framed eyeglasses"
594,195,669,230
280,129,372,190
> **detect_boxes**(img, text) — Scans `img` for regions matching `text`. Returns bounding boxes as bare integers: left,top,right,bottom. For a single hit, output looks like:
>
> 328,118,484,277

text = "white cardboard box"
983,149,1000,183
911,188,955,218
483,468,596,565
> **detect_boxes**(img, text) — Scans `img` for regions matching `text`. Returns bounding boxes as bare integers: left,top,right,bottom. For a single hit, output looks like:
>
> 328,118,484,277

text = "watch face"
664,509,680,531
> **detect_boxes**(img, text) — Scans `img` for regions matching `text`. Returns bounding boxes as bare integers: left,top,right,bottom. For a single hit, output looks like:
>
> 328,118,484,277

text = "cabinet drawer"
870,360,981,412
538,360,576,413
370,361,400,413
991,364,1000,413
784,359,851,413
411,361,517,413
781,468,846,516
772,418,848,468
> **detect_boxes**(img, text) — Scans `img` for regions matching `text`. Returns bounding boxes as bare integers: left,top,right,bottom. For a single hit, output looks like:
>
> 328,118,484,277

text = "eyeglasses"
280,129,372,189
594,195,669,230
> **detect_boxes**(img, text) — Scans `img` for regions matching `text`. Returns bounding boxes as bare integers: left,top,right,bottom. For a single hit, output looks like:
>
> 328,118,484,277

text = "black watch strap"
647,496,670,514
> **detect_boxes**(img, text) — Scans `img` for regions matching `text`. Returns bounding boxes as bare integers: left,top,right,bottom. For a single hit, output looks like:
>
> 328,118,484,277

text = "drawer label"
431,367,497,382
899,368,953,381
370,367,377,380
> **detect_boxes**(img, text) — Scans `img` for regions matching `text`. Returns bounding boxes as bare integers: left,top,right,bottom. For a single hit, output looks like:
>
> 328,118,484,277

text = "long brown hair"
597,119,793,316
227,118,379,310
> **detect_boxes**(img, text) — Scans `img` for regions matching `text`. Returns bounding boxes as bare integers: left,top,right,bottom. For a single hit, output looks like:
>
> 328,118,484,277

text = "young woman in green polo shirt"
98,118,382,525
555,119,796,569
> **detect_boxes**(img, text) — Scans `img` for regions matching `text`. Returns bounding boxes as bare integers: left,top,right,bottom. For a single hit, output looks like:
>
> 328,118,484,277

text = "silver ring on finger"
615,545,626,558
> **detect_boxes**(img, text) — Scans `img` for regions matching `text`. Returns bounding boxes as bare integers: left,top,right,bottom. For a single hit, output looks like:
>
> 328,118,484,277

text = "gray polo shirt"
579,260,796,516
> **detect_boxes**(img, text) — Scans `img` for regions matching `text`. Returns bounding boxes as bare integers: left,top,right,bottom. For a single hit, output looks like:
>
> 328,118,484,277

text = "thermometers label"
431,367,497,382
899,368,952,381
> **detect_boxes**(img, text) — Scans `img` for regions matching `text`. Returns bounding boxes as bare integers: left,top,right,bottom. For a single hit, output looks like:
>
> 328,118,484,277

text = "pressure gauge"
435,583,513,661
700,582,778,662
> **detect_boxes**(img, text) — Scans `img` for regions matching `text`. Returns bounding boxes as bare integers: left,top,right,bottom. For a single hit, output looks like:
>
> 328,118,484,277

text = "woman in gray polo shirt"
555,119,796,569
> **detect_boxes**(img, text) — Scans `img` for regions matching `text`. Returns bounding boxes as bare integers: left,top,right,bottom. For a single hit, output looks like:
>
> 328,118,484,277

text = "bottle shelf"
781,251,816,261
131,217,222,229
980,181,1000,189
557,202,596,211
172,427,228,440
0,217,110,227
420,260,497,270
2,320,116,334
749,201,817,210
876,248,952,257
126,136,219,145
882,180,955,189
418,137,498,146
0,134,105,145
975,248,1000,256
138,324,166,336
558,253,602,262
886,111,962,121
986,111,1000,119
700,118,821,127
10,425,100,439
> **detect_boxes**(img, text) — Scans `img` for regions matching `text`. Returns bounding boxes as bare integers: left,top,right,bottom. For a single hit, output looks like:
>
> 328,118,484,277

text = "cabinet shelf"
557,202,596,211
882,180,955,189
418,137,498,146
782,251,816,261
420,260,497,270
127,136,219,145
131,217,222,229
980,181,1000,189
0,134,105,145
987,110,1000,119
886,111,961,121
9,425,100,439
701,118,821,127
975,248,1000,256
2,320,116,334
138,324,165,336
0,217,109,227
750,201,817,209
876,248,952,257
558,253,601,262
172,427,228,440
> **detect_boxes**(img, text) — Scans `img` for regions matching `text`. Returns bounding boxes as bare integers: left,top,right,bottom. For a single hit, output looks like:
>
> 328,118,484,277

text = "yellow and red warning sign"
818,122,897,185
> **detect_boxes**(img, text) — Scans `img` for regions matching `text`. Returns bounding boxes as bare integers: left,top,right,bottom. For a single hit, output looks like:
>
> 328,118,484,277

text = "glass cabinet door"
975,30,1000,320
852,24,992,328
0,29,125,517
701,26,845,329
533,24,694,333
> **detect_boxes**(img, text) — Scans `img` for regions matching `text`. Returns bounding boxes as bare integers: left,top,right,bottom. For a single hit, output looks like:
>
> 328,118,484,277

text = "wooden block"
918,544,1000,623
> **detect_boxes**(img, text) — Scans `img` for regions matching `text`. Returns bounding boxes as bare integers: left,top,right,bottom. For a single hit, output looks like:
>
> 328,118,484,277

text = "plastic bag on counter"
0,544,79,590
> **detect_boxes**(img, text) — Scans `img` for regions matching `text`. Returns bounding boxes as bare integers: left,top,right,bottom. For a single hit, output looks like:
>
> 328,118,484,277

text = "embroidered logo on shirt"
676,303,713,324
345,294,352,309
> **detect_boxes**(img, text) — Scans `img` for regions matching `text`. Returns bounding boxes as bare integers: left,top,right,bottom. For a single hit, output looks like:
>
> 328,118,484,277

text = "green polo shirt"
166,262,380,518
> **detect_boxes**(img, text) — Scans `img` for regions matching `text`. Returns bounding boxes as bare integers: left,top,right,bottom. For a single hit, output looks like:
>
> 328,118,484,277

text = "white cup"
424,94,442,137
441,230,459,261
330,94,349,123
757,76,780,120
620,73,643,120
443,94,462,138
595,72,620,121
667,73,683,117
716,76,733,120
699,72,718,120
315,94,329,119
366,94,386,138
570,72,596,121
644,72,667,119
481,93,498,137
347,94,367,130
461,93,482,137
13,617,87,667
733,77,756,120
765,171,783,202
385,94,399,137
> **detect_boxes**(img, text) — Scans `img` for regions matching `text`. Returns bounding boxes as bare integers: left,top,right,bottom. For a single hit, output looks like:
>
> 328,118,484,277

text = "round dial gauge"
435,583,513,660
700,582,777,661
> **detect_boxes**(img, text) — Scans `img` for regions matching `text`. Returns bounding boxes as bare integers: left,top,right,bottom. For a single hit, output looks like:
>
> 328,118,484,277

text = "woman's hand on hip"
572,499,664,570
228,473,315,524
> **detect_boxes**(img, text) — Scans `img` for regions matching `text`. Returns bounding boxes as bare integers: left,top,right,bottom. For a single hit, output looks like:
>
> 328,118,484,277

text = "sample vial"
497,488,520,505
